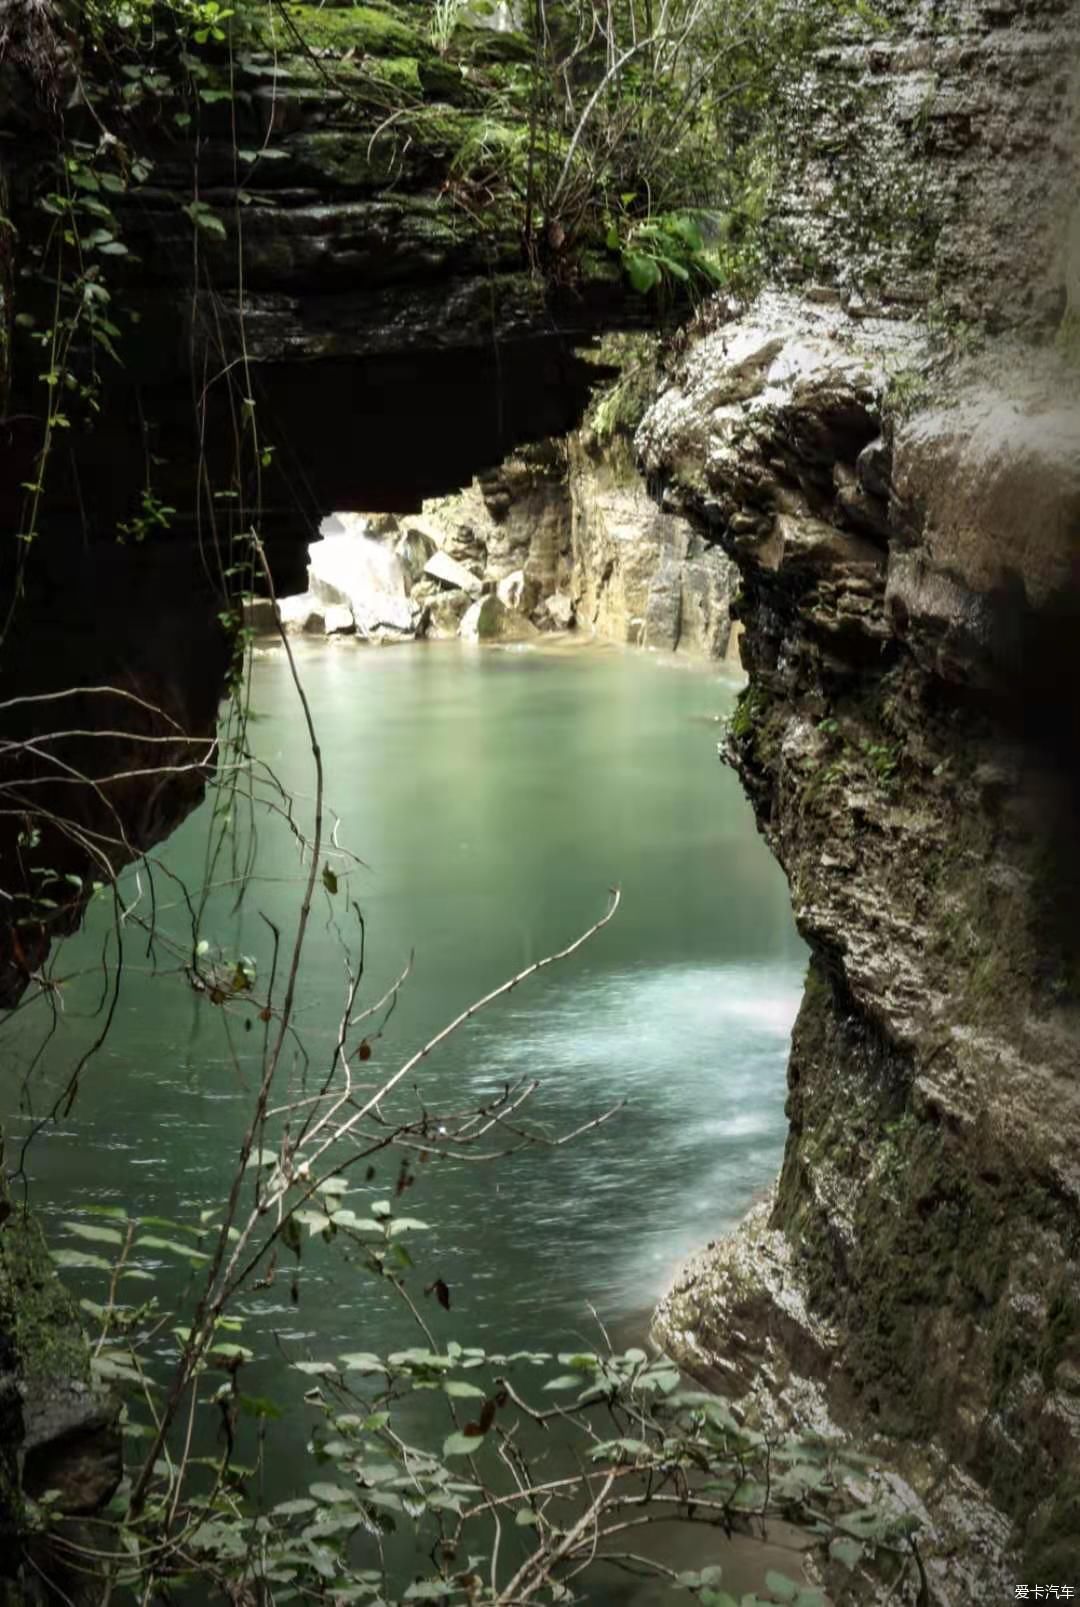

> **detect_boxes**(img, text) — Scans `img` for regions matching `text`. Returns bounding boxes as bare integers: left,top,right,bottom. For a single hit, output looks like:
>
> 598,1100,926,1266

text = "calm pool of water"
5,637,808,1595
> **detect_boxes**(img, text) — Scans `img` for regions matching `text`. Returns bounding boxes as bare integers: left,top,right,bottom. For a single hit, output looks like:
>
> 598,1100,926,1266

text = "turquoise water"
4,638,808,1593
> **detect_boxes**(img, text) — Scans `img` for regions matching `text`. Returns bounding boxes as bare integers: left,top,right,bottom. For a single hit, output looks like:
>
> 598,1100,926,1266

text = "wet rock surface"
0,1171,120,1600
642,294,1080,1586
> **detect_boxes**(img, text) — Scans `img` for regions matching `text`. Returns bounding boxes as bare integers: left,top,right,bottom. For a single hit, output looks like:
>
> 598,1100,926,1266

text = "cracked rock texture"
641,294,1080,1587
767,0,1080,332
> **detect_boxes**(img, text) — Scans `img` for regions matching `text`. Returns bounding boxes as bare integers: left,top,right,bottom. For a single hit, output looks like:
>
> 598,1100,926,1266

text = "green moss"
279,3,428,59
1,1206,88,1401
449,20,532,63
730,684,765,741
1039,1289,1079,1390
1022,1479,1080,1578
366,54,422,92
0,1157,93,1561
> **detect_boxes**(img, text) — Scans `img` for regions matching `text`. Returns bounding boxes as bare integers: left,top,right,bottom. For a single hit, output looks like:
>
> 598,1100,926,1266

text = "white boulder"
544,593,575,630
424,549,484,596
307,533,414,640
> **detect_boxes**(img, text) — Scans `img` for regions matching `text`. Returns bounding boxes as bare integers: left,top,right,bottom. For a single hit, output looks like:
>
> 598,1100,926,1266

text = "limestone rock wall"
268,435,737,656
640,295,1080,1584
767,0,1080,333
567,440,735,655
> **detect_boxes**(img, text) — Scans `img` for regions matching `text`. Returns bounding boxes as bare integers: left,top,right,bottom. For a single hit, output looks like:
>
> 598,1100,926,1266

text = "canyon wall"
643,0,1080,1588
270,430,737,656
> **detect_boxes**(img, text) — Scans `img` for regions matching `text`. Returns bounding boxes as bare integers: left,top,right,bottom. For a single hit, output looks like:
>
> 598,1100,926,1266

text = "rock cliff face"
567,438,735,654
641,293,1080,1581
265,432,738,653
636,0,1080,1582
765,0,1080,333
0,0,640,549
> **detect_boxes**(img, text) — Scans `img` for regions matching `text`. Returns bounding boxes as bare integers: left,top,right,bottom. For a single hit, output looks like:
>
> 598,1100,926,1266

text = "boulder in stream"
544,593,575,630
427,588,473,638
307,532,414,640
459,594,539,643
424,548,484,596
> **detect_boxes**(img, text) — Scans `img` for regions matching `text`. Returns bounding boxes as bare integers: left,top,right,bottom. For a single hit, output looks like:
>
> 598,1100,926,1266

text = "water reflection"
4,641,806,1545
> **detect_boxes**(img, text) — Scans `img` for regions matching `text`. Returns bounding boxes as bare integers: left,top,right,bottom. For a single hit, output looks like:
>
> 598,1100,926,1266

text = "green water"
5,638,808,1594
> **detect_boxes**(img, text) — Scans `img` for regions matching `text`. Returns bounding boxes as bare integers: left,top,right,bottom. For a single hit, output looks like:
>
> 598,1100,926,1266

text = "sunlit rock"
426,588,473,639
459,594,538,642
495,568,538,613
307,532,413,640
277,593,326,634
396,526,437,588
423,549,484,596
544,593,575,630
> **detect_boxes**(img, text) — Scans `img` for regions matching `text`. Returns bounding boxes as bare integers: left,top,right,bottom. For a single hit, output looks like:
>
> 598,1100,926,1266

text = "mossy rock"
448,20,532,63
276,3,429,59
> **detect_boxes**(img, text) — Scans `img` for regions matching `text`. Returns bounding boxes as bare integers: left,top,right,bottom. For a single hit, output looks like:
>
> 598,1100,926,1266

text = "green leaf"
92,1355,146,1386
272,1498,317,1517
667,214,705,253
139,1216,204,1237
183,201,226,238
444,1380,486,1399
339,1352,387,1374
238,1394,283,1419
51,1249,112,1271
830,1537,863,1571
135,1236,208,1262
656,254,690,282
764,1572,799,1602
677,1566,725,1588
623,250,661,294
309,1482,355,1505
443,1431,484,1457
62,1221,124,1246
